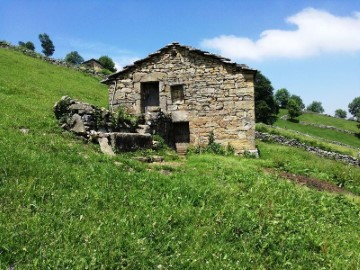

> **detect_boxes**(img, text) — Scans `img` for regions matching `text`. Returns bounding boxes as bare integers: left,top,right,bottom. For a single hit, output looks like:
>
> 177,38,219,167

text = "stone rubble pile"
53,96,153,155
256,131,360,166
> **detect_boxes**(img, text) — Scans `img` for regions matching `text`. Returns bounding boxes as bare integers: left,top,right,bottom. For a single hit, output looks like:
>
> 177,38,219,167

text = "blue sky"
1,0,359,115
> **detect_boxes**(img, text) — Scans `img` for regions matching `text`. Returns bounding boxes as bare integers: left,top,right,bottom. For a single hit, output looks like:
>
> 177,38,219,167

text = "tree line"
18,33,116,72
254,72,360,125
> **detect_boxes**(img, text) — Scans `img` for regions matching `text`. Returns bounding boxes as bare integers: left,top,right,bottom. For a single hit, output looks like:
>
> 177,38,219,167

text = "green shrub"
112,106,139,132
53,96,71,123
99,68,113,75
188,131,236,156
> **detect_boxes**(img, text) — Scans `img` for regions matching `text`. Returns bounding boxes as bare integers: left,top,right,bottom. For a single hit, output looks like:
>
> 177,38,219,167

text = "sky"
1,0,359,115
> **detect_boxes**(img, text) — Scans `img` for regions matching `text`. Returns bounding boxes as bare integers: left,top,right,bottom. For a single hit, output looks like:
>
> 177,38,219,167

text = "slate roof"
101,42,255,84
82,58,104,67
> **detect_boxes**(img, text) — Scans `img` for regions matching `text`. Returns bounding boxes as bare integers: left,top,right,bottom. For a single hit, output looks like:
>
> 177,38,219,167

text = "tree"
306,101,324,113
98,55,116,72
289,94,305,110
348,97,360,120
335,109,347,119
65,51,84,65
18,41,35,51
39,33,55,57
25,41,35,51
254,71,279,124
287,98,302,119
275,88,290,108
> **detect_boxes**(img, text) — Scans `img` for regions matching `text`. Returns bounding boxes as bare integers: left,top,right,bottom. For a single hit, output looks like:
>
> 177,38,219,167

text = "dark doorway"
173,122,190,143
141,82,159,112
173,122,190,155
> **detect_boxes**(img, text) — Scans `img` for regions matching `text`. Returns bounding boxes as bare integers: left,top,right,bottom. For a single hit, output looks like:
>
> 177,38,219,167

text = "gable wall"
108,46,256,152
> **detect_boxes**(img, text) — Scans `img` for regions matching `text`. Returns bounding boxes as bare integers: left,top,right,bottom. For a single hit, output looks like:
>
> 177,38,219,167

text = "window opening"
171,85,185,103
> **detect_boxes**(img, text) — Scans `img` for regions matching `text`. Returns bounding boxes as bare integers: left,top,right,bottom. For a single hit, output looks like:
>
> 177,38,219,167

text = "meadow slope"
1,48,360,269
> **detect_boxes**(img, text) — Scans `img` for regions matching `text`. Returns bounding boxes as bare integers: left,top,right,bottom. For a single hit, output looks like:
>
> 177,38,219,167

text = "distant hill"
0,48,360,269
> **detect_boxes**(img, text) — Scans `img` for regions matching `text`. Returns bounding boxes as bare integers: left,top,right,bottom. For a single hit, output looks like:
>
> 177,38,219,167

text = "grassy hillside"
299,112,359,133
1,48,360,269
274,109,360,150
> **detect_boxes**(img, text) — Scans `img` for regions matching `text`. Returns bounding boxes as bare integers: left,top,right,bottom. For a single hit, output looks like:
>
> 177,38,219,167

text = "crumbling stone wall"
256,131,360,166
106,43,256,154
53,96,153,153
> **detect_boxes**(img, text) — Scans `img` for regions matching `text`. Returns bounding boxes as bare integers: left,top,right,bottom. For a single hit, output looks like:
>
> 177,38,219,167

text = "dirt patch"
267,169,357,197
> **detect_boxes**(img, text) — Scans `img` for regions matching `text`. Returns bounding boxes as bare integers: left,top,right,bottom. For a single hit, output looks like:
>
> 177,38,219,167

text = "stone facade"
82,59,104,72
102,42,257,154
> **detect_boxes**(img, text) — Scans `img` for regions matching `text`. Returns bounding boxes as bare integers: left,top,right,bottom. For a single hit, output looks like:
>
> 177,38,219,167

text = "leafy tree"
275,88,290,108
18,41,35,51
289,94,305,110
98,55,116,72
39,33,55,57
287,98,302,119
65,51,84,65
25,41,35,51
254,71,279,124
348,97,360,120
334,109,347,119
306,101,324,113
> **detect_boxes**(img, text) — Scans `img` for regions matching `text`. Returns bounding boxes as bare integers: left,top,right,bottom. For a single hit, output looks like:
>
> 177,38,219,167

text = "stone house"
82,58,104,71
101,42,257,154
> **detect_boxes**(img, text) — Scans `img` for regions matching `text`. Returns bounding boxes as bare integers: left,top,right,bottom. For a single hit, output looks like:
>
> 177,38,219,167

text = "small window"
171,85,185,103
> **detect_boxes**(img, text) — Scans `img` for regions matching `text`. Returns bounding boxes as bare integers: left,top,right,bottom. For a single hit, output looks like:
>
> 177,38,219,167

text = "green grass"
1,48,360,269
257,123,360,157
299,112,359,133
274,119,360,149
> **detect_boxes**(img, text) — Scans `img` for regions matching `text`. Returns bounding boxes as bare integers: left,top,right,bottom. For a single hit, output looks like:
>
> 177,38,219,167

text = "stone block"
111,133,153,151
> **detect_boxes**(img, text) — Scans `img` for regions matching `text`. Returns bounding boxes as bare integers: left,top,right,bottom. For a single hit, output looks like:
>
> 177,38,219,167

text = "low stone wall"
256,131,360,166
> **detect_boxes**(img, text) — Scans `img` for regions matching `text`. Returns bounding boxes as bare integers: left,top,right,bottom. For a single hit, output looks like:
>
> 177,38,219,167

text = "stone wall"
107,44,256,153
53,96,153,154
256,131,360,166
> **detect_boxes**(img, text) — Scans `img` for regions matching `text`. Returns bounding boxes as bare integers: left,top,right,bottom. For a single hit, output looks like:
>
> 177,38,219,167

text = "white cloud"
114,56,140,71
201,8,360,60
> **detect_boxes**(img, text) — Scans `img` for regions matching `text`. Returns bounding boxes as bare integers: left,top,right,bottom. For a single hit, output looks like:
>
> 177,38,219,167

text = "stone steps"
176,143,189,156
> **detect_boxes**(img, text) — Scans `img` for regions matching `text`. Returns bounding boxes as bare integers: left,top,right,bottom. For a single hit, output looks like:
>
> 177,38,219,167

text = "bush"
335,109,347,119
98,56,117,72
65,51,84,65
287,98,302,119
188,131,236,156
307,101,324,113
99,69,113,75
112,106,139,132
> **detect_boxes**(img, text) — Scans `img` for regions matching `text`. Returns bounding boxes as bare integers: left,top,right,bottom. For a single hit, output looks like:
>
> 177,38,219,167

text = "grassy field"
299,112,359,133
1,48,360,269
274,118,360,149
257,123,360,157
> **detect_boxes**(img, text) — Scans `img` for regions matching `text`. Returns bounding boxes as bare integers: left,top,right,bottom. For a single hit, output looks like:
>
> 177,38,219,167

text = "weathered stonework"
102,42,257,154
53,96,154,155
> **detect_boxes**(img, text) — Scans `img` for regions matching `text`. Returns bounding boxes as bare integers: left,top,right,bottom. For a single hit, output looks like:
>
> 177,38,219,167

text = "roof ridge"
102,42,254,83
